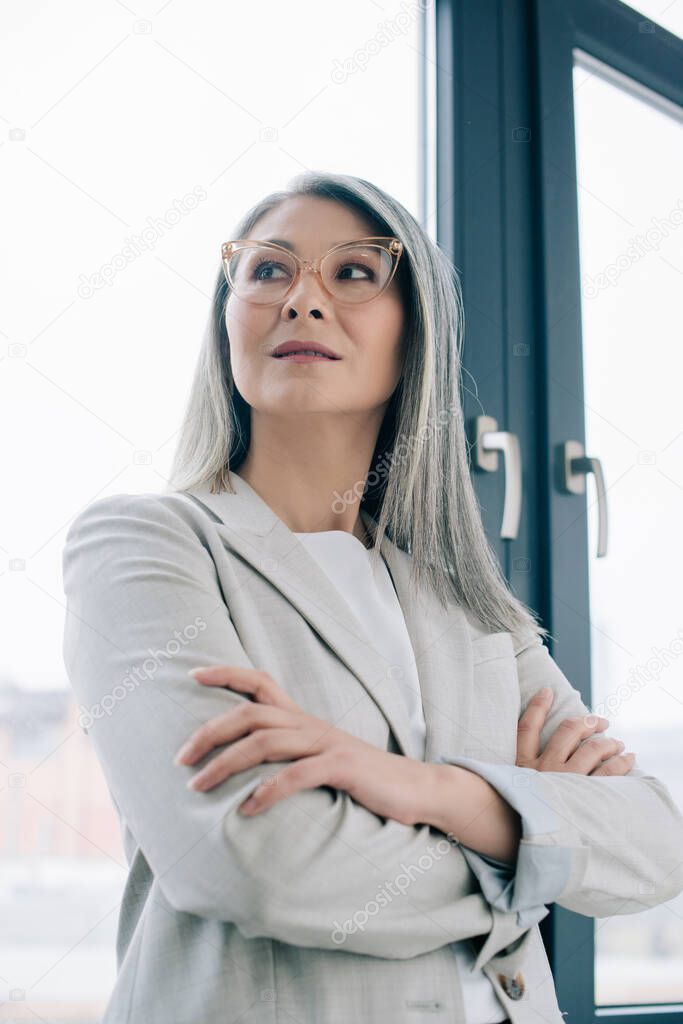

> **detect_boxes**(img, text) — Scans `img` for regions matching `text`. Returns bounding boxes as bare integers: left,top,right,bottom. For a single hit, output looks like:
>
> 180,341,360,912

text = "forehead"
251,196,379,253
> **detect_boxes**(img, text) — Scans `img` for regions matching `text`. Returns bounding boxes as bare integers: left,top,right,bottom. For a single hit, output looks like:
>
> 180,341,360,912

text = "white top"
294,528,508,1024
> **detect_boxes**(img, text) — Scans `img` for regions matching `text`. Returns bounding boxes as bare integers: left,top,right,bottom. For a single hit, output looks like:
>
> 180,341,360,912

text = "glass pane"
573,55,683,1005
0,3,424,1019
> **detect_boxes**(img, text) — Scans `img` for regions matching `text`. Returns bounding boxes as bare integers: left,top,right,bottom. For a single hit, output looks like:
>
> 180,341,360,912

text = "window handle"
561,440,608,558
472,415,522,540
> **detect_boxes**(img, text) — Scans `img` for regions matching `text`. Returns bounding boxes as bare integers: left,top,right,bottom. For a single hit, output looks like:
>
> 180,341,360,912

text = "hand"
175,665,435,826
516,686,636,776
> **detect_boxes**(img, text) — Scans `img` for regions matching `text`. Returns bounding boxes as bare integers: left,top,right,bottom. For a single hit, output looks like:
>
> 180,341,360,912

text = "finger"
564,735,625,775
540,712,610,765
188,665,300,711
188,728,315,791
516,687,555,765
175,704,292,764
589,752,636,777
239,752,341,813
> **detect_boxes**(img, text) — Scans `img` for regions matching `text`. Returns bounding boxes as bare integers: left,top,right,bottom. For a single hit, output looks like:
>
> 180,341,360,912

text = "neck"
235,415,383,543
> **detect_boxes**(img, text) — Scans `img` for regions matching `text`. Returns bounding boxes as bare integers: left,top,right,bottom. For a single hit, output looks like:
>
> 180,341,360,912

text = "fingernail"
188,667,209,677
174,743,193,763
540,687,553,698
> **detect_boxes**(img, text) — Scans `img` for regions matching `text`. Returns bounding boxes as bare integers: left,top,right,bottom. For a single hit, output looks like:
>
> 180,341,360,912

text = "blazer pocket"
467,632,520,764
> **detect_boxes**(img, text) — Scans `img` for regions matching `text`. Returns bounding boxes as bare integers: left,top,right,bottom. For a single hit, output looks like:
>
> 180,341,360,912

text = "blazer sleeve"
62,492,529,962
438,631,683,921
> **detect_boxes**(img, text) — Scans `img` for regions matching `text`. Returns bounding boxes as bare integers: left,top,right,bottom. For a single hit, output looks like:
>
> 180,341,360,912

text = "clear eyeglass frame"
220,236,404,306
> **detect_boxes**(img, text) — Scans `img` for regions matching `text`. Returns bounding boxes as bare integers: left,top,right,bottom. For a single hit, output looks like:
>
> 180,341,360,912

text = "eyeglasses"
221,236,404,306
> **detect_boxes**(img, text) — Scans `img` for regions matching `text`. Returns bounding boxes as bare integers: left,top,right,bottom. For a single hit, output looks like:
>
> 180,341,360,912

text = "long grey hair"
167,171,548,641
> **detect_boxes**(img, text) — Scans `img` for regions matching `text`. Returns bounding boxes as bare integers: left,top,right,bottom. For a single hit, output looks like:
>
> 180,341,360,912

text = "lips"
274,351,336,360
271,340,341,359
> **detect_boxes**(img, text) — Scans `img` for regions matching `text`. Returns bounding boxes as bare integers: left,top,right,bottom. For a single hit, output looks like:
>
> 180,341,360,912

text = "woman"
62,171,683,1024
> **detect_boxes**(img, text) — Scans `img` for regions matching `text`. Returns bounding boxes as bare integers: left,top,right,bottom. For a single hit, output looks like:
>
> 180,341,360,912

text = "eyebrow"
263,238,349,252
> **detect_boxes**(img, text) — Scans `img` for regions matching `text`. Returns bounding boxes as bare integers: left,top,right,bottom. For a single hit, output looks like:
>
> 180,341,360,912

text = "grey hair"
167,170,549,641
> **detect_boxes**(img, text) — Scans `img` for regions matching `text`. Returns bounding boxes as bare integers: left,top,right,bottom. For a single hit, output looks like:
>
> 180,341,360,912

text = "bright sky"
1,1,681,741
573,54,683,732
0,0,423,691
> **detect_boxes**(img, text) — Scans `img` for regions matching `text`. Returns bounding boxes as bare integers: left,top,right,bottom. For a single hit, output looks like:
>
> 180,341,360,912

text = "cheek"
225,303,269,381
356,303,404,381
225,298,262,345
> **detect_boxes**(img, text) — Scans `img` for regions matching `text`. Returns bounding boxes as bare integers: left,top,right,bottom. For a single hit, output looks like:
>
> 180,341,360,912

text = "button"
498,972,525,999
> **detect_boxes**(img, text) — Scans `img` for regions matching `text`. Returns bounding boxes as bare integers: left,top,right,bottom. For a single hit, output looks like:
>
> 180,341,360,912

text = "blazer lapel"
377,533,474,764
184,471,473,766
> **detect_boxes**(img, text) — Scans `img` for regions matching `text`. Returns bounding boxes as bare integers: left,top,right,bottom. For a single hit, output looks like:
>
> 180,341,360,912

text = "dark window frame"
433,1,683,1019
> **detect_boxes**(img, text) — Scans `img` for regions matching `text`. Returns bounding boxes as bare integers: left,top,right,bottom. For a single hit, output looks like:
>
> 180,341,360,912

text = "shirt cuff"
435,754,575,928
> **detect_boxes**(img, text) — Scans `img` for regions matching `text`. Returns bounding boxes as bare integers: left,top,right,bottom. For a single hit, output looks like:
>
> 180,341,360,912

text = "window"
1,4,425,1017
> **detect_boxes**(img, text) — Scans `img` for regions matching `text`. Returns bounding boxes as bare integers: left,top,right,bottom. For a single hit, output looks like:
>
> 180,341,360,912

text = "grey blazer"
61,471,683,1024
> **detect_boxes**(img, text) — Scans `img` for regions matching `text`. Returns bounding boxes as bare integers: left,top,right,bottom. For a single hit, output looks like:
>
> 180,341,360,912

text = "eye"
253,259,290,280
335,261,375,281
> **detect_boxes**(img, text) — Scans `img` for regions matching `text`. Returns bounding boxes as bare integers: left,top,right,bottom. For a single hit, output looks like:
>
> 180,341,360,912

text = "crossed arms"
62,493,683,964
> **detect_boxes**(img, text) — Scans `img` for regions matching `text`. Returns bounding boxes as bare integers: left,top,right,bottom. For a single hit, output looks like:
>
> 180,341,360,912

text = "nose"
280,268,331,320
